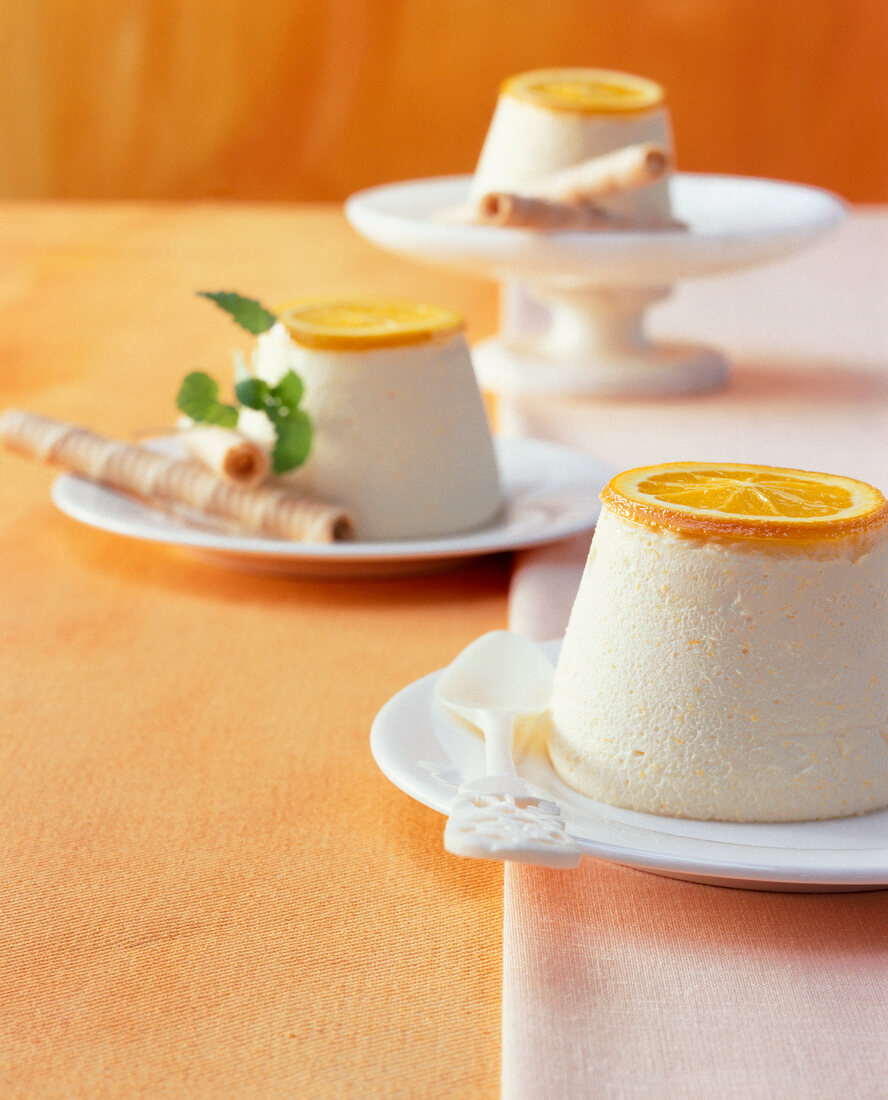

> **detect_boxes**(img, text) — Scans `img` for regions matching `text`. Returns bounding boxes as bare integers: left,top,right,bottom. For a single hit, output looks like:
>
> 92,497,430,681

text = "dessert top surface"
601,461,888,541
500,67,665,115
276,299,464,351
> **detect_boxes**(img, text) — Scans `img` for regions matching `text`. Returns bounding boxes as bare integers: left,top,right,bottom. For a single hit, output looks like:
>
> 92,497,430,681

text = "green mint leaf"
202,403,239,429
272,370,304,410
235,376,271,410
176,371,237,428
197,291,277,335
271,411,313,473
177,371,220,419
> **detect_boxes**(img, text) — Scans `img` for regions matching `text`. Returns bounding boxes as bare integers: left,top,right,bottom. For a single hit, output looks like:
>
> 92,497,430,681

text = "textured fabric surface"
502,213,888,1100
507,535,591,646
504,862,888,1100
0,204,505,1099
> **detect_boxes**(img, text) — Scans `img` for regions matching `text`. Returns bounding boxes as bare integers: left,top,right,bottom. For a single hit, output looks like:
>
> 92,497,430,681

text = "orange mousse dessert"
239,299,502,541
470,67,675,223
549,462,888,822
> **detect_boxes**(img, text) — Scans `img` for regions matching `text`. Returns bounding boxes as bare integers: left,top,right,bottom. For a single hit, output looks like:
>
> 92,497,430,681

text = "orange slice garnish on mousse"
602,462,888,541
277,299,464,351
501,68,665,114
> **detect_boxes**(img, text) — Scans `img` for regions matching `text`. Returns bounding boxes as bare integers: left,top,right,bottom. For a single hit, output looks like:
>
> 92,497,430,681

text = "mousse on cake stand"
345,172,846,398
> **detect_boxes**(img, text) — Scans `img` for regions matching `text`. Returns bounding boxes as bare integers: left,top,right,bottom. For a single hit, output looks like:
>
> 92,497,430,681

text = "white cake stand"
345,173,847,397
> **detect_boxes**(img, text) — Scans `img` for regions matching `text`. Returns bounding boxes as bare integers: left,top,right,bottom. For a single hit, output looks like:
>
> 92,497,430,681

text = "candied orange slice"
602,462,888,540
501,68,664,114
277,299,463,351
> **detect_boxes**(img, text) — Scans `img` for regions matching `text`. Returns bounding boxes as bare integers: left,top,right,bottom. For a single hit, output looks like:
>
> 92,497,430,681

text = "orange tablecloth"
0,203,506,1098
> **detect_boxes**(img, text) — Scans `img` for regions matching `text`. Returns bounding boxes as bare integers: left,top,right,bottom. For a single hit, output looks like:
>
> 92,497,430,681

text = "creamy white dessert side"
241,300,503,541
549,462,888,822
470,67,675,223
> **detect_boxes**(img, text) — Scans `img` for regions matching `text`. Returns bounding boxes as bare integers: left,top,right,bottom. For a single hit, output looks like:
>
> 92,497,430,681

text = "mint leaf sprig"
176,369,312,475
197,291,277,335
176,291,312,474
235,374,312,474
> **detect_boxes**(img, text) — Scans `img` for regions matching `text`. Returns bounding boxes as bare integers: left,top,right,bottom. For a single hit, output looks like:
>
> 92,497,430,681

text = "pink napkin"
500,212,888,1099
504,541,888,1100
502,859,888,1099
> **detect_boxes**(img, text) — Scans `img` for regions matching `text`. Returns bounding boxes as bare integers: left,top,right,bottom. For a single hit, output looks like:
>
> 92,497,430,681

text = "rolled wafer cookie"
519,142,672,203
441,143,683,229
0,410,353,543
475,192,685,231
180,424,270,488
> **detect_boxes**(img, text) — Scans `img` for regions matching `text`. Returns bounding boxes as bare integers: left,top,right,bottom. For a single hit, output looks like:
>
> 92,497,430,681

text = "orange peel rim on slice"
601,461,888,541
275,299,464,351
500,67,665,115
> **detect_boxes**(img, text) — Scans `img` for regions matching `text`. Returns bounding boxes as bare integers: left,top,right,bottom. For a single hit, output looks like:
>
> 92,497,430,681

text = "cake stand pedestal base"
472,338,727,399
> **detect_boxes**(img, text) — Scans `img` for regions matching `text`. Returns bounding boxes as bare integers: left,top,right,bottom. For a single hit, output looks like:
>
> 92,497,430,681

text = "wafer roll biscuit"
180,425,270,487
0,410,353,542
476,192,684,231
525,143,671,203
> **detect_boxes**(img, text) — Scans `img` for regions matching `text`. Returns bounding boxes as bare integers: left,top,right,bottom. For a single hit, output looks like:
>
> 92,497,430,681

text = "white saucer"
51,436,608,578
345,173,847,286
370,640,888,891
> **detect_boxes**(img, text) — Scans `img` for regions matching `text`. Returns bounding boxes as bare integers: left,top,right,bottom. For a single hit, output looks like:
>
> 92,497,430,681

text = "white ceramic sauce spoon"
435,630,582,868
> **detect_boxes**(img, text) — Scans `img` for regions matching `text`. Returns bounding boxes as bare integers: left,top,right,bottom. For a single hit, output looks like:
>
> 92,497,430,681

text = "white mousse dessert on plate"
549,461,888,822
470,66,675,223
241,299,503,541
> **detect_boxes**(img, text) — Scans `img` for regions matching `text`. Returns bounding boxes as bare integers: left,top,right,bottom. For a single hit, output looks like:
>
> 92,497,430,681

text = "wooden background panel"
0,0,885,202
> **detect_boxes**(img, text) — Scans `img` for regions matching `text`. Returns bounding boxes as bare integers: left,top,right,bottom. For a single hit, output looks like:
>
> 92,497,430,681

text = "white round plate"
371,640,888,891
345,173,847,286
51,436,607,578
